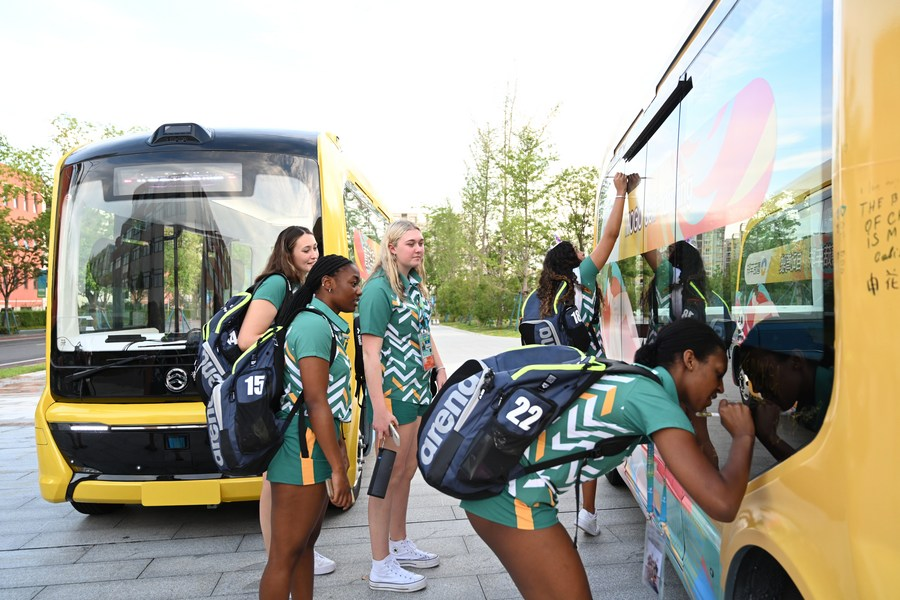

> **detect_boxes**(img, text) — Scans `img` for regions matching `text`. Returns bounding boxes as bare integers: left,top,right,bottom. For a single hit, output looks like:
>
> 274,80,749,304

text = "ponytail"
634,319,725,368
634,338,661,367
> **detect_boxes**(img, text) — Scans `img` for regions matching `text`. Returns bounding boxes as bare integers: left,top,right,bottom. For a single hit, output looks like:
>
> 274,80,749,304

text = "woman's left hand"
329,472,354,510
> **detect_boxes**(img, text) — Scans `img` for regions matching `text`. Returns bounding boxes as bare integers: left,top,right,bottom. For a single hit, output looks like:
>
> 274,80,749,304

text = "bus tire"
731,549,802,600
605,468,626,487
70,500,123,515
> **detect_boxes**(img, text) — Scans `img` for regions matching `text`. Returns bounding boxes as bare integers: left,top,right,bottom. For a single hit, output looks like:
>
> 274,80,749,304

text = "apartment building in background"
0,166,45,309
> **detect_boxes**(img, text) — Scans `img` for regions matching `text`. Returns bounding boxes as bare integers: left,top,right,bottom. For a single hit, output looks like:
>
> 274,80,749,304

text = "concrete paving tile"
211,570,271,597
586,560,691,599
477,571,521,599
0,587,41,600
0,534,38,551
0,546,87,569
0,504,73,524
141,549,266,578
4,559,149,588
21,524,178,549
79,535,244,562
30,573,220,600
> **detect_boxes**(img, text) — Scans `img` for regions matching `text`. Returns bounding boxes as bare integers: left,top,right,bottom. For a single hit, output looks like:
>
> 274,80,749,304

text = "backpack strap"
518,363,662,475
276,305,339,459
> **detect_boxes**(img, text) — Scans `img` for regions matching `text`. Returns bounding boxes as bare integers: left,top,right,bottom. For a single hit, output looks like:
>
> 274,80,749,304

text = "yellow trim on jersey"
534,430,547,462
600,387,617,416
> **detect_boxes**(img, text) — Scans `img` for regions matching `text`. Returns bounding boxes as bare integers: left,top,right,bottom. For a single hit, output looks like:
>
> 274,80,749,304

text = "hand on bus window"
626,173,641,193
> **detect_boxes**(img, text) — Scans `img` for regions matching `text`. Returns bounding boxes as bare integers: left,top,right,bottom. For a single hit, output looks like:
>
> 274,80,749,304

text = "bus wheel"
732,549,802,600
605,468,626,487
70,500,123,515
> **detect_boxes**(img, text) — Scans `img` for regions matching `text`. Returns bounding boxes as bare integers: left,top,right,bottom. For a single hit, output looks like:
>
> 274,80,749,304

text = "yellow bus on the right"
595,0,900,597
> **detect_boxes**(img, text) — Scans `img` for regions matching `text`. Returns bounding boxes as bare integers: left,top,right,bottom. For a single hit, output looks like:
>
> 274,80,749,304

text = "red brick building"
0,166,45,309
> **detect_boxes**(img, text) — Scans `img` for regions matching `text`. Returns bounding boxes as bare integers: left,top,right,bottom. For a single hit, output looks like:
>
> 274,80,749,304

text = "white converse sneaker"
369,556,427,592
576,508,602,536
389,538,440,568
313,550,336,575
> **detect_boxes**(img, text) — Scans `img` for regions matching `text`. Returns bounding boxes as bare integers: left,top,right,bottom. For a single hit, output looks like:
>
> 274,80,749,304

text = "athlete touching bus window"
462,319,755,600
520,172,639,537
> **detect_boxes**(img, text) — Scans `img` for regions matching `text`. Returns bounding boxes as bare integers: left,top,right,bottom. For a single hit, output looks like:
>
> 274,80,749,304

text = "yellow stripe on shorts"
300,426,318,484
514,498,535,530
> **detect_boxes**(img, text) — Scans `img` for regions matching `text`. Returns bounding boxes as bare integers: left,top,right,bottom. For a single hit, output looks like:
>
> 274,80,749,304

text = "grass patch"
439,321,519,338
0,364,44,379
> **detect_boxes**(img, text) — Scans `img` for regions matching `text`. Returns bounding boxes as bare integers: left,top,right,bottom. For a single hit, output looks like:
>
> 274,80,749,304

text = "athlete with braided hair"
259,255,362,600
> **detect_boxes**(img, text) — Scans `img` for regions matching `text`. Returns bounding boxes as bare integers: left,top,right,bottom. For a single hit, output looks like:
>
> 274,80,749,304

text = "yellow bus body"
35,128,389,512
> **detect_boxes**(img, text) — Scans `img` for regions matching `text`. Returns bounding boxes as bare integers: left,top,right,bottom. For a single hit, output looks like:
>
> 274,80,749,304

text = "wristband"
436,366,446,371
615,195,626,199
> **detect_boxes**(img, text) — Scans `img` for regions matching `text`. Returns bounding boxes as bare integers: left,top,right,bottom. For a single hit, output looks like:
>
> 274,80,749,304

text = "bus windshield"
55,150,320,353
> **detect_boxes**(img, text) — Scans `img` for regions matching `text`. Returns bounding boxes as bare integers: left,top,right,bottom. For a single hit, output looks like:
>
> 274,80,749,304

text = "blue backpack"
194,275,290,402
518,284,598,353
417,345,660,500
205,305,336,477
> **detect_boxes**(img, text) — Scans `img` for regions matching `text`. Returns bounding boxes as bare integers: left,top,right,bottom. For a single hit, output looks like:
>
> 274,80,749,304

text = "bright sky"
1,0,708,214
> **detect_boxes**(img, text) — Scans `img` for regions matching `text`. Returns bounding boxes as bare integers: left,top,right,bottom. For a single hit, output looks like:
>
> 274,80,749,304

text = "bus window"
36,126,387,515
344,181,389,280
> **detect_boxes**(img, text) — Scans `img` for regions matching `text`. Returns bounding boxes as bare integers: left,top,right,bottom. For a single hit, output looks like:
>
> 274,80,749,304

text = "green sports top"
506,366,693,508
358,270,434,405
282,297,352,422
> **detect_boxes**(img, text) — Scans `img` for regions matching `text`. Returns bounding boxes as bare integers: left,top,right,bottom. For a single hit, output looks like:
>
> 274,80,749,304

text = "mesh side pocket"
234,370,279,453
458,389,553,484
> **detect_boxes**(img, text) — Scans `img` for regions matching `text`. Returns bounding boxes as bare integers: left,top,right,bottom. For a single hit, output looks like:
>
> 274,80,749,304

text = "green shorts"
266,413,337,485
388,398,430,425
460,487,559,531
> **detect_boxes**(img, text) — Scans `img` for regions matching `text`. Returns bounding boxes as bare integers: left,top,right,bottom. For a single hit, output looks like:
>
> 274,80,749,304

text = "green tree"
501,121,557,293
552,165,600,251
0,210,46,331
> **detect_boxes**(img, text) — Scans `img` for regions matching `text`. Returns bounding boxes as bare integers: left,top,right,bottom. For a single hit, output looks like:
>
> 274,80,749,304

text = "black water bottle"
367,447,397,498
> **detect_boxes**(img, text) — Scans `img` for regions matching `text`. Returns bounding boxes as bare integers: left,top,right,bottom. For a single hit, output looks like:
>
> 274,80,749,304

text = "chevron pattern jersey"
508,366,693,509
359,270,433,406
282,298,352,423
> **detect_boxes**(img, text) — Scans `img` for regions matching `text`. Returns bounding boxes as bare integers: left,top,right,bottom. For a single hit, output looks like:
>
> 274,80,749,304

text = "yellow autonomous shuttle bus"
35,123,389,514
594,0,900,597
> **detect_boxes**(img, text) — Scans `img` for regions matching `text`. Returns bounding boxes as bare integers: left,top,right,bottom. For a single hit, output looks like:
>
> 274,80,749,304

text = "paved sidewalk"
0,327,688,599
0,370,43,426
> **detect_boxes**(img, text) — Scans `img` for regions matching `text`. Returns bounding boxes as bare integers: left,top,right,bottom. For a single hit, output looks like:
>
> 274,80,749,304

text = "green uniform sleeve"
252,275,289,310
286,311,334,361
579,257,600,293
358,279,393,337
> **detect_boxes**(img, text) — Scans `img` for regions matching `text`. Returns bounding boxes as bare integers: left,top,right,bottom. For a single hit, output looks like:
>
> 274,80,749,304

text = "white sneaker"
369,556,427,592
576,508,602,536
389,538,440,568
314,550,336,576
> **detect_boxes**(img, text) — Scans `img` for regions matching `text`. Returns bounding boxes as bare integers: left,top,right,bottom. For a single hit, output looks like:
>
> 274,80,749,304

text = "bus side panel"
833,0,900,596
